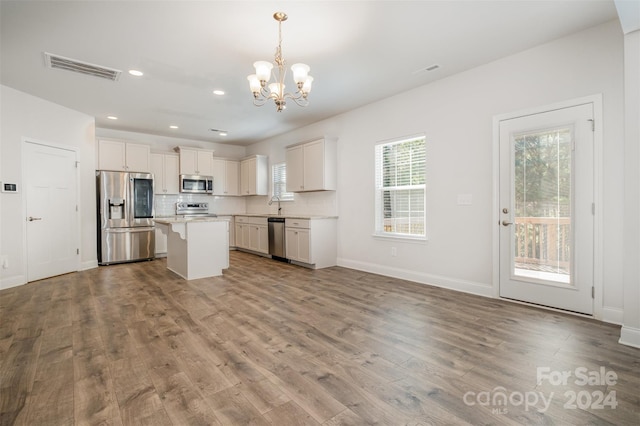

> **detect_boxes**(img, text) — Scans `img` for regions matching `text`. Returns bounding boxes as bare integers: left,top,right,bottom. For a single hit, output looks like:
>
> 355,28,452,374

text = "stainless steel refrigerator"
97,170,155,265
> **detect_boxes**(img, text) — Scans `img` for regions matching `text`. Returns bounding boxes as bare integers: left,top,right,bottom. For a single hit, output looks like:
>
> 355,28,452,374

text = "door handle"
502,220,513,226
28,216,42,221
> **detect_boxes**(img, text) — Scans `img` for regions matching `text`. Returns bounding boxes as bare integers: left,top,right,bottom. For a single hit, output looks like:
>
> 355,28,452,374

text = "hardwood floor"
1,251,639,425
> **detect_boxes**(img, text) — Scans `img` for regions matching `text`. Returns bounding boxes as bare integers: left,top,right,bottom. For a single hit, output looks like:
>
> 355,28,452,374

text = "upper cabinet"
240,155,268,196
150,153,179,194
177,146,214,176
212,158,240,196
286,137,337,192
98,139,150,172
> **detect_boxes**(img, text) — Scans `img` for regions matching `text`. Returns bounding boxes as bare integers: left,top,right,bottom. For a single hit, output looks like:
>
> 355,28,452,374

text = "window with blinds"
272,162,294,201
375,136,426,238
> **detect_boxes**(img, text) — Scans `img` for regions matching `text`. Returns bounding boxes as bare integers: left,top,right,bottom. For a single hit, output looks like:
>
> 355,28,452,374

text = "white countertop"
154,217,228,224
235,213,338,219
156,214,338,221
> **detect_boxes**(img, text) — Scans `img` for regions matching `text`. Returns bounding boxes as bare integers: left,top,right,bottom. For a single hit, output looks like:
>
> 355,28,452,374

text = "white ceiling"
1,1,619,146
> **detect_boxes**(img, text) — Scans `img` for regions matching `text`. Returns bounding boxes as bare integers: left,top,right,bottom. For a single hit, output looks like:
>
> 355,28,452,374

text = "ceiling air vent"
44,52,121,81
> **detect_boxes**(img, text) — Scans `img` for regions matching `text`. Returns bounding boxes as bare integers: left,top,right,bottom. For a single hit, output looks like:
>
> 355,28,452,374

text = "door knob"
502,220,513,226
28,216,42,221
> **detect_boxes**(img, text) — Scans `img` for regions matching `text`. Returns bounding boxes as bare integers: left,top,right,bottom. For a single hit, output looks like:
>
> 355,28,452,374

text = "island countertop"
154,217,229,224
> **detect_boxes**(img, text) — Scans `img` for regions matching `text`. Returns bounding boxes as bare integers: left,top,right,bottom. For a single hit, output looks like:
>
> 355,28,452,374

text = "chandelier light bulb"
302,76,313,94
247,74,261,93
253,61,273,82
291,63,310,84
269,82,284,96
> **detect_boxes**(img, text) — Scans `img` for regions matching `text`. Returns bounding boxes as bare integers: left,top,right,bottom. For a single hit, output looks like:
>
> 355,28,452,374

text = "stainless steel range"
175,202,217,218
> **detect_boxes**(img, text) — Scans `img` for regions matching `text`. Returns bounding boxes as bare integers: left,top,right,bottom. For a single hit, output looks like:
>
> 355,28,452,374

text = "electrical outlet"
1,255,8,269
391,247,397,257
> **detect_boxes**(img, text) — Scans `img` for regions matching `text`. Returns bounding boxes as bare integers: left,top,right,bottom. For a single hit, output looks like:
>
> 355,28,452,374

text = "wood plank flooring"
1,251,639,425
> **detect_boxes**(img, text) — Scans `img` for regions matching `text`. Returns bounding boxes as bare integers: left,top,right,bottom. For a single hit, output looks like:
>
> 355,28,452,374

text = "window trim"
272,162,294,201
374,134,427,241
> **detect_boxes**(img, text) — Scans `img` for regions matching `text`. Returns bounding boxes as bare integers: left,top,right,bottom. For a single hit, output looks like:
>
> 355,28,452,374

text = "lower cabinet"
285,226,310,263
234,216,268,254
285,218,337,269
233,215,337,268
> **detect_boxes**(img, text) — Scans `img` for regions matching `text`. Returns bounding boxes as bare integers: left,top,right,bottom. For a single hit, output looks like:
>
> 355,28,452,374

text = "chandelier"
247,12,313,112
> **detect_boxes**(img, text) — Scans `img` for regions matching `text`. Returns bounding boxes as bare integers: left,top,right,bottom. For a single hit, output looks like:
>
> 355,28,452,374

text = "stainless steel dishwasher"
268,217,287,261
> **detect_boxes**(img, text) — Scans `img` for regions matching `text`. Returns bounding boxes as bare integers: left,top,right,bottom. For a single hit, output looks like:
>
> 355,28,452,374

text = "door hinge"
592,203,595,215
588,119,595,132
76,205,78,212
76,248,80,255
75,161,80,168
592,287,595,298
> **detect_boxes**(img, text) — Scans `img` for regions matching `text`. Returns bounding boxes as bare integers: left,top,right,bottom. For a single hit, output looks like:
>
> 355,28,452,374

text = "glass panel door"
513,127,572,284
130,173,154,225
499,103,594,315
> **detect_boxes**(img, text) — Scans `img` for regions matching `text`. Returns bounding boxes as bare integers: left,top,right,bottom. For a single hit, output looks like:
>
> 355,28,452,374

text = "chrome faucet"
268,195,282,215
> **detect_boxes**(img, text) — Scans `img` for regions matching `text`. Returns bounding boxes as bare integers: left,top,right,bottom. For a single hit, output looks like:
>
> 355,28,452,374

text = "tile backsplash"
155,191,338,218
155,193,246,217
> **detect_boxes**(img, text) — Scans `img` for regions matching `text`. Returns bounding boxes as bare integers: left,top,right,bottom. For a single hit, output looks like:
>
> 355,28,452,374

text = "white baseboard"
336,257,493,298
0,275,26,290
81,260,98,271
601,306,624,325
619,326,640,348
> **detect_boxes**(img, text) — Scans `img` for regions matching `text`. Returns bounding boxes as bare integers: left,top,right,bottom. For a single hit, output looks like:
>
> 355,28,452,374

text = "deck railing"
514,216,570,272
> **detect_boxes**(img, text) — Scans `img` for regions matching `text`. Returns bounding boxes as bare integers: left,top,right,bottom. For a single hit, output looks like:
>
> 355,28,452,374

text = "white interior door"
499,104,594,314
25,141,79,281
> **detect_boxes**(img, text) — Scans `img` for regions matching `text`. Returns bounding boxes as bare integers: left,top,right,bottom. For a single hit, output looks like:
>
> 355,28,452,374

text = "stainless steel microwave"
180,174,213,194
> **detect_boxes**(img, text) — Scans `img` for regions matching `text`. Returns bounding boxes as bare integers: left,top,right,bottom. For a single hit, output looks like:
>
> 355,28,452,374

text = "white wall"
0,85,96,289
247,20,626,318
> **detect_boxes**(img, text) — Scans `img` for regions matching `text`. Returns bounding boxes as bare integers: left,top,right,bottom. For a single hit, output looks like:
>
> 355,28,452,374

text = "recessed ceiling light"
169,125,179,129
213,90,225,96
107,116,118,120
128,69,144,77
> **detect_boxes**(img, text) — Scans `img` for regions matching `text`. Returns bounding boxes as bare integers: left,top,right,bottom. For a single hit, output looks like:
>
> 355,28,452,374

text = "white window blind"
375,136,426,238
272,162,294,201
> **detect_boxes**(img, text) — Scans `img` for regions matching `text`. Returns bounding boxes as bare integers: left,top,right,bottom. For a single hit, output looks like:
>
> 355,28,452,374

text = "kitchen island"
154,217,229,280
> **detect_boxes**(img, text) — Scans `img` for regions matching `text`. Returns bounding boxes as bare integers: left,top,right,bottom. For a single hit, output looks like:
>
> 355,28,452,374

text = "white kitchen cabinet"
240,156,265,196
98,139,150,172
234,216,268,254
285,226,310,263
285,138,336,192
249,224,269,253
155,222,169,257
150,153,179,194
212,158,240,196
240,155,268,196
178,146,214,176
285,217,337,268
